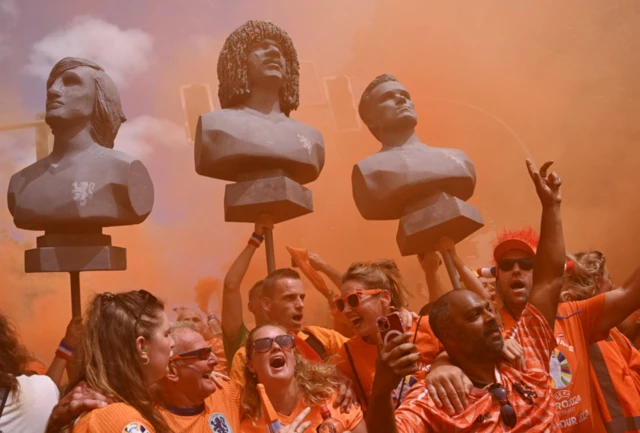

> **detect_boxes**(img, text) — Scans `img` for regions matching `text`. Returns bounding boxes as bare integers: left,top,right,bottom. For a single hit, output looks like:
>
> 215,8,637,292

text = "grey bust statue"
195,20,325,223
7,57,154,233
353,74,483,255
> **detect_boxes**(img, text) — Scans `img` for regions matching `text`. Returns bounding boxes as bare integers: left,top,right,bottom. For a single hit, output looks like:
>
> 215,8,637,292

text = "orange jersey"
160,381,242,433
394,303,560,432
208,337,228,373
72,403,156,433
239,390,363,433
550,295,608,432
230,326,347,386
334,315,441,408
590,327,640,432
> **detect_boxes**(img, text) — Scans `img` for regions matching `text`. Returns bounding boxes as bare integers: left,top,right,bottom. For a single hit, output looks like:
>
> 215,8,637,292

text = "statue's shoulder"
199,108,242,129
286,116,323,140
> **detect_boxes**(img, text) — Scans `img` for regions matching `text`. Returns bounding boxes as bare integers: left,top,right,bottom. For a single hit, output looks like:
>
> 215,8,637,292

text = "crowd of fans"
1,157,639,433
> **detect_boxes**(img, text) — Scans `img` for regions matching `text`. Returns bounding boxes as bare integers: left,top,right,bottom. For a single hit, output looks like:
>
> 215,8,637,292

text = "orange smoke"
1,0,639,363
193,276,221,316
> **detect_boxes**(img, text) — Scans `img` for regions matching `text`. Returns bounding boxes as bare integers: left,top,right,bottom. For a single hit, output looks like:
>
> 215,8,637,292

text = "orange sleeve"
569,293,607,344
413,317,443,365
303,326,348,356
229,347,247,386
72,403,156,433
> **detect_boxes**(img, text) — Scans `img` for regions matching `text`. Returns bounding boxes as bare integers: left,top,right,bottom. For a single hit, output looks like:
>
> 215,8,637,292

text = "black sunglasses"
488,383,517,428
497,258,534,272
252,335,295,354
171,346,212,361
134,289,158,329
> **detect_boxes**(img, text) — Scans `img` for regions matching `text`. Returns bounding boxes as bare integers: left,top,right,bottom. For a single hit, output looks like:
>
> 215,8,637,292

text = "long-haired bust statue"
195,20,325,190
7,57,154,232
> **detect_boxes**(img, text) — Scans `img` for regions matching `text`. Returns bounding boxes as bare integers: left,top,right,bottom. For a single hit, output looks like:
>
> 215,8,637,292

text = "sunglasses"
134,290,158,329
488,383,517,428
252,334,295,354
497,258,534,272
171,346,212,361
334,289,382,312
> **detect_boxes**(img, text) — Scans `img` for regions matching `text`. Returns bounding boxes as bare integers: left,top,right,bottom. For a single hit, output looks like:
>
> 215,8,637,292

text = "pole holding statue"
195,20,325,274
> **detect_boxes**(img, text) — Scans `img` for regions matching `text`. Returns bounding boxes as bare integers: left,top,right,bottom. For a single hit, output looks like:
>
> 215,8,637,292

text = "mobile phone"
377,312,405,347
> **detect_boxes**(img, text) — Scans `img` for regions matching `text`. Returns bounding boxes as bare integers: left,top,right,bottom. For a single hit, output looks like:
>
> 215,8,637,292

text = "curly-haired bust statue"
195,20,325,185
7,57,154,232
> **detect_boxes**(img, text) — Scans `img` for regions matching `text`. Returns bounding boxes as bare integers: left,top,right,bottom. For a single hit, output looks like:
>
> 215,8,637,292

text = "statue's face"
367,80,417,132
246,38,287,87
45,66,96,125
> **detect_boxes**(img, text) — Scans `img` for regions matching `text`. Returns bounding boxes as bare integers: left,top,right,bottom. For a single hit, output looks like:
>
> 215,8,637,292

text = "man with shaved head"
367,160,566,432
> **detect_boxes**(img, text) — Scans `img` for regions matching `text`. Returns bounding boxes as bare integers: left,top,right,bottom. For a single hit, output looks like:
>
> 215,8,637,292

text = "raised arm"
221,218,273,338
418,252,449,303
525,160,565,328
46,317,83,387
597,266,640,333
308,252,343,294
437,238,492,301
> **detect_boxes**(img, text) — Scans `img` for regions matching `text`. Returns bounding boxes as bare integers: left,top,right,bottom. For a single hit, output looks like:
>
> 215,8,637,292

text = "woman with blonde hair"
239,323,366,433
332,259,442,411
71,290,174,433
560,250,613,302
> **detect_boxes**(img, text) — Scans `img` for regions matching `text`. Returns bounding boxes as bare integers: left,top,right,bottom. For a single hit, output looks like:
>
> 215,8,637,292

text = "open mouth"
203,371,212,379
510,280,526,290
269,355,286,369
292,314,303,323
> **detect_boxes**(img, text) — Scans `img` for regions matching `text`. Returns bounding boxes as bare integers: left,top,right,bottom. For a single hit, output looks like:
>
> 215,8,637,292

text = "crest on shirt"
209,413,232,433
122,422,149,433
549,348,572,389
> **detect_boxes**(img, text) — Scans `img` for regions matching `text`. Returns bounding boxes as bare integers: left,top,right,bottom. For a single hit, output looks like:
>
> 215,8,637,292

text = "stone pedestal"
25,232,126,273
224,176,313,224
396,192,484,256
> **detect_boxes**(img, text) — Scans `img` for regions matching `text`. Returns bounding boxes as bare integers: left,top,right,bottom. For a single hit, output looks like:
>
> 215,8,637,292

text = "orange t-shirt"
160,381,242,433
549,295,607,432
590,327,640,432
239,390,363,433
394,303,560,432
334,315,441,409
230,326,347,386
208,337,228,373
72,403,156,433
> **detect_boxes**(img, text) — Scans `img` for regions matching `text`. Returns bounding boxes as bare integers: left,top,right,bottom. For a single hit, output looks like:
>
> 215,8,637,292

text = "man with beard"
366,160,565,432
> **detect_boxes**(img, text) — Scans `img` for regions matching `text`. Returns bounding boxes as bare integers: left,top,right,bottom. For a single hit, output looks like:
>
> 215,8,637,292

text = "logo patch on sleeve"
209,413,232,433
123,422,149,433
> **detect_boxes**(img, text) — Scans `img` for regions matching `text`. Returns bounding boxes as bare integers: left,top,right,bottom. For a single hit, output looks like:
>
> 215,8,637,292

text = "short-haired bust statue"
195,20,325,223
7,57,154,232
353,74,483,255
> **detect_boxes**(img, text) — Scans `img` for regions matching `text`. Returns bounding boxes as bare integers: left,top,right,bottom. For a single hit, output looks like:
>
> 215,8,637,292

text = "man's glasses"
170,346,212,361
488,383,517,428
252,334,295,354
334,289,382,312
134,289,158,329
497,258,534,272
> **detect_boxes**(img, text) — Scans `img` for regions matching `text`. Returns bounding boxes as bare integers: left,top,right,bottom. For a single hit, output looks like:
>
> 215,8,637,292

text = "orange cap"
493,227,539,262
